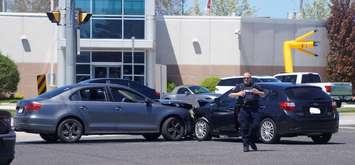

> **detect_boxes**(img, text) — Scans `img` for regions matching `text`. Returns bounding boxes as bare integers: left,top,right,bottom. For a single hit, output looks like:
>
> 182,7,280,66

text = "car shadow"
277,140,345,145
16,137,195,145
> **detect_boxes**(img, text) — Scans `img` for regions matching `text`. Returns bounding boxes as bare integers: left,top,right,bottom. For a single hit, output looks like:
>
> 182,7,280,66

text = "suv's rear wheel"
311,133,332,144
40,133,58,143
259,118,280,144
57,118,83,143
194,118,212,141
161,117,185,141
142,133,161,141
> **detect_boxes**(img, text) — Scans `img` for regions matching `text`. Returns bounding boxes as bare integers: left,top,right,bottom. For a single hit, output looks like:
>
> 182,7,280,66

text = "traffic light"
78,11,92,25
46,10,61,25
283,30,319,73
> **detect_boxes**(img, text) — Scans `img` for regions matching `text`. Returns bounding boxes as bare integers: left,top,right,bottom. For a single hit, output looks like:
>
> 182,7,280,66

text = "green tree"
156,0,187,15
186,0,202,16
200,76,220,92
302,0,331,20
211,0,255,16
0,52,20,97
326,0,353,91
11,0,58,13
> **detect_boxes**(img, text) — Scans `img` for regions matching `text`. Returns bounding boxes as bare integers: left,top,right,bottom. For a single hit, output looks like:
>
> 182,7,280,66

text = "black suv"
79,78,160,100
194,83,339,144
0,110,15,165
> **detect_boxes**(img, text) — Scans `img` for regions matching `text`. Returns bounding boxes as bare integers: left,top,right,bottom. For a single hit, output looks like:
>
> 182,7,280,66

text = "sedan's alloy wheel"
259,118,280,144
194,119,211,141
57,119,83,143
162,117,185,141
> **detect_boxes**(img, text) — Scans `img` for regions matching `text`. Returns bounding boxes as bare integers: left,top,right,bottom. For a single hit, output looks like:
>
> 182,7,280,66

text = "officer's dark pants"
238,107,260,147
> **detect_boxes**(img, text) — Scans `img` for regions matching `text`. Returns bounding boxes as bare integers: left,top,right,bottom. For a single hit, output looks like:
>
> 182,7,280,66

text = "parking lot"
12,128,355,165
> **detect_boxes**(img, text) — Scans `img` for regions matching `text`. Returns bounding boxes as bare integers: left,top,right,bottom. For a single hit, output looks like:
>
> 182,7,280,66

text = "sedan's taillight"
155,91,161,97
25,102,42,111
280,101,295,111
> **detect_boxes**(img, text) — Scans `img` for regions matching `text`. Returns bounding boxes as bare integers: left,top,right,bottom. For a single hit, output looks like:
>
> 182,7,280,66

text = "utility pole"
65,0,77,84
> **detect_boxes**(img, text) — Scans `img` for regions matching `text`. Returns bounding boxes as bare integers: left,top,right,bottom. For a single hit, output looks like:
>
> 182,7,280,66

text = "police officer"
229,72,264,152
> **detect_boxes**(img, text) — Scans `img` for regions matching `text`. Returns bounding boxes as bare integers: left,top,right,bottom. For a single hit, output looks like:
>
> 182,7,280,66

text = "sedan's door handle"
79,106,88,111
114,106,123,111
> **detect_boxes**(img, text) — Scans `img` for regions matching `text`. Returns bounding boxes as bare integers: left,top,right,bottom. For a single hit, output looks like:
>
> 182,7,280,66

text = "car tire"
194,118,212,141
57,118,83,143
259,118,280,144
142,133,161,141
161,117,185,141
311,133,332,144
40,133,58,143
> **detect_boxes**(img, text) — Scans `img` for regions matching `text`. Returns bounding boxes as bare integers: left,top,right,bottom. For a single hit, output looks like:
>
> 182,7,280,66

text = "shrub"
0,52,20,97
200,76,220,92
167,81,176,93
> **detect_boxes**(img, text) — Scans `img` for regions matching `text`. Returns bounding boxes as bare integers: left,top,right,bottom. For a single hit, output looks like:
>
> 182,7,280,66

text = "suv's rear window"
286,87,329,100
301,74,321,83
217,78,243,86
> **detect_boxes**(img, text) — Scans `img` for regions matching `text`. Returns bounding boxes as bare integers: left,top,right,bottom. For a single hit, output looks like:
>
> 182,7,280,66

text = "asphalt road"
12,128,355,165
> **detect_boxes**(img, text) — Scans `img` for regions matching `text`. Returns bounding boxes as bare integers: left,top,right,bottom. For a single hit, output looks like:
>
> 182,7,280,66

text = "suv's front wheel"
194,118,212,141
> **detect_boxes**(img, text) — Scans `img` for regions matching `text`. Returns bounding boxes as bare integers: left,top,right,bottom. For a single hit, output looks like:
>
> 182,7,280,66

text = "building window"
76,0,145,39
75,51,146,85
124,0,145,15
93,0,122,15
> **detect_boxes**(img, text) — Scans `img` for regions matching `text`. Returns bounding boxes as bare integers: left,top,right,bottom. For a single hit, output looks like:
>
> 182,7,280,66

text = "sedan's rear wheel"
311,133,332,144
57,118,83,143
142,133,161,141
161,117,185,141
194,118,211,141
40,133,58,143
259,118,280,144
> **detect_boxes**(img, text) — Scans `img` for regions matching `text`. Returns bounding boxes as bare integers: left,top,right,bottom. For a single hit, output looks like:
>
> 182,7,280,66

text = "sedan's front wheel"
194,118,211,141
259,118,280,144
57,118,83,143
161,117,185,141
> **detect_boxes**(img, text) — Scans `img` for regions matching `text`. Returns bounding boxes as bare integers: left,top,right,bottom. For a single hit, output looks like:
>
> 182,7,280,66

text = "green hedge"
200,76,220,92
0,52,20,97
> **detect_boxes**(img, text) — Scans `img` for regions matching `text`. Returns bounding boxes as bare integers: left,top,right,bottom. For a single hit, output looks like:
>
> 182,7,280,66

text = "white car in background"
274,72,352,107
215,76,281,94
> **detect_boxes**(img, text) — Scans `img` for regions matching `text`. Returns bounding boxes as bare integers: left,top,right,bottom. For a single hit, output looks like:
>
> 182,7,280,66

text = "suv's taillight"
25,102,42,111
325,85,332,93
155,91,160,97
280,101,295,111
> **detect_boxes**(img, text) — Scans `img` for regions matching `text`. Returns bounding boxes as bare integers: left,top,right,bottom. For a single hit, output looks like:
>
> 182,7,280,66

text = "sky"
188,0,303,18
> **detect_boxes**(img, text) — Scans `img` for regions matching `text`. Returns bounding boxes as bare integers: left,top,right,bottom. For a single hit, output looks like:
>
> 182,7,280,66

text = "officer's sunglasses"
243,77,251,80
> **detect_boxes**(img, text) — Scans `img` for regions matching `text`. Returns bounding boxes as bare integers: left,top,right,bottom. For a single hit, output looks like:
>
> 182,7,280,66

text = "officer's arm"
229,86,245,98
252,85,265,97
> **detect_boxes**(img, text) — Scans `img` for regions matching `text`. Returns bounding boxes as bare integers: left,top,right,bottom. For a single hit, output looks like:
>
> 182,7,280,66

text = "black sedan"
0,110,15,165
15,83,192,143
193,83,339,144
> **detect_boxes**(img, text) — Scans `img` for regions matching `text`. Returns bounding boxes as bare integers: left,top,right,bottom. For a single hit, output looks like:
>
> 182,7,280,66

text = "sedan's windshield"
189,86,210,94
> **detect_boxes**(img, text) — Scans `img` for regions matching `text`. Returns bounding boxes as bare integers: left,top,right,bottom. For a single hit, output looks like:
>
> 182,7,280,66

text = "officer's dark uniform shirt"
233,82,262,109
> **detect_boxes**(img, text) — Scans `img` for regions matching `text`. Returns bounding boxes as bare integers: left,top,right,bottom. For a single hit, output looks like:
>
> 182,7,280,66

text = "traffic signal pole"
65,0,77,84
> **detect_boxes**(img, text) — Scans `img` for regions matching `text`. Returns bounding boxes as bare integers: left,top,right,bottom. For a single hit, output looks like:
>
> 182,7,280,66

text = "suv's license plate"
310,107,321,114
18,107,24,113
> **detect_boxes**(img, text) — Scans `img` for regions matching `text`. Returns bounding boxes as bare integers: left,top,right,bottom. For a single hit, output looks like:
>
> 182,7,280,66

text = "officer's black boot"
250,143,257,151
243,145,249,152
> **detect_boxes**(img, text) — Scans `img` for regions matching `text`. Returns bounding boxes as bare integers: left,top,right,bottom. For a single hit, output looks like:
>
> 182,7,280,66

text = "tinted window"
92,19,122,38
38,85,75,99
92,52,122,62
93,0,122,15
110,88,145,102
77,52,90,63
301,74,321,83
177,88,190,94
124,20,145,39
75,88,107,101
124,0,145,15
79,21,91,38
258,78,281,82
286,87,330,100
278,75,297,83
189,86,210,94
217,78,243,86
76,64,90,74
